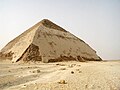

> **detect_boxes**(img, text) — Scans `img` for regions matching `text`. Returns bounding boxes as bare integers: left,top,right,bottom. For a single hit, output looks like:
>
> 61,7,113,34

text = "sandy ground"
0,60,120,90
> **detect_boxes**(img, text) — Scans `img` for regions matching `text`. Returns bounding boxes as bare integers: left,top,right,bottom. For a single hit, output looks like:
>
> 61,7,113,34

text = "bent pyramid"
0,19,102,62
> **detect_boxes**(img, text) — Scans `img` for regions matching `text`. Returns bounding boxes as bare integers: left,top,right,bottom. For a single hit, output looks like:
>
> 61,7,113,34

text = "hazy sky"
0,0,120,60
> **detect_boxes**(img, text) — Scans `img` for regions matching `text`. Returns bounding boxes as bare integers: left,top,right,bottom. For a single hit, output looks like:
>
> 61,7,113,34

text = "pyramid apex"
41,19,51,22
40,19,67,32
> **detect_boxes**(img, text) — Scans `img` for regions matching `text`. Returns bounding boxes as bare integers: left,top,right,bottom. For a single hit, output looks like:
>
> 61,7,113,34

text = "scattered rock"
76,69,80,71
68,65,73,68
34,83,37,85
59,64,66,66
20,67,23,69
58,80,67,84
77,65,81,67
8,70,11,72
85,84,88,88
71,71,74,74
31,69,41,73
68,64,76,68
32,71,35,73
27,67,29,68
23,84,27,87
76,69,82,73
56,63,66,66
36,69,41,73
79,71,82,73
56,63,60,65
59,68,66,70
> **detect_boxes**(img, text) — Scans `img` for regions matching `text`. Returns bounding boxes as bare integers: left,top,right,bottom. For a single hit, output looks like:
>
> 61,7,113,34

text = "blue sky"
0,0,120,60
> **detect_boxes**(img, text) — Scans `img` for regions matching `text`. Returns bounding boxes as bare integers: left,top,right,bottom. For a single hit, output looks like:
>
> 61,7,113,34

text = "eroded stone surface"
41,19,67,32
0,19,102,63
17,44,41,62
0,51,14,60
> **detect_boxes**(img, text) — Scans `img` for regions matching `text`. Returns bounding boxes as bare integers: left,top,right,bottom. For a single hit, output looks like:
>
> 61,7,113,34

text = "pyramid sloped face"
0,19,102,62
32,23,101,62
0,21,41,62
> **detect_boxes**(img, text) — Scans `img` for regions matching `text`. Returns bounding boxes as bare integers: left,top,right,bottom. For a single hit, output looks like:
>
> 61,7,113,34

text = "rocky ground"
0,60,120,90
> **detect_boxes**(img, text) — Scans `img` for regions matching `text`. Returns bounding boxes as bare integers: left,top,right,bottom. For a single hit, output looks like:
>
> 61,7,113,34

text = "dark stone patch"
17,44,41,62
48,55,76,62
0,51,14,60
41,19,67,32
77,55,85,62
82,57,102,61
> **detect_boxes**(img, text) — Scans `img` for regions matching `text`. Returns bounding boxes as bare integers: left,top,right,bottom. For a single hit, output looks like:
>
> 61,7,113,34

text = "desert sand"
0,60,120,90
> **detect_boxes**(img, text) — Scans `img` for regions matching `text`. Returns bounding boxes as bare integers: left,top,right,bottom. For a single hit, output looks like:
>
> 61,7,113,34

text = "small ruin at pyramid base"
0,19,102,63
